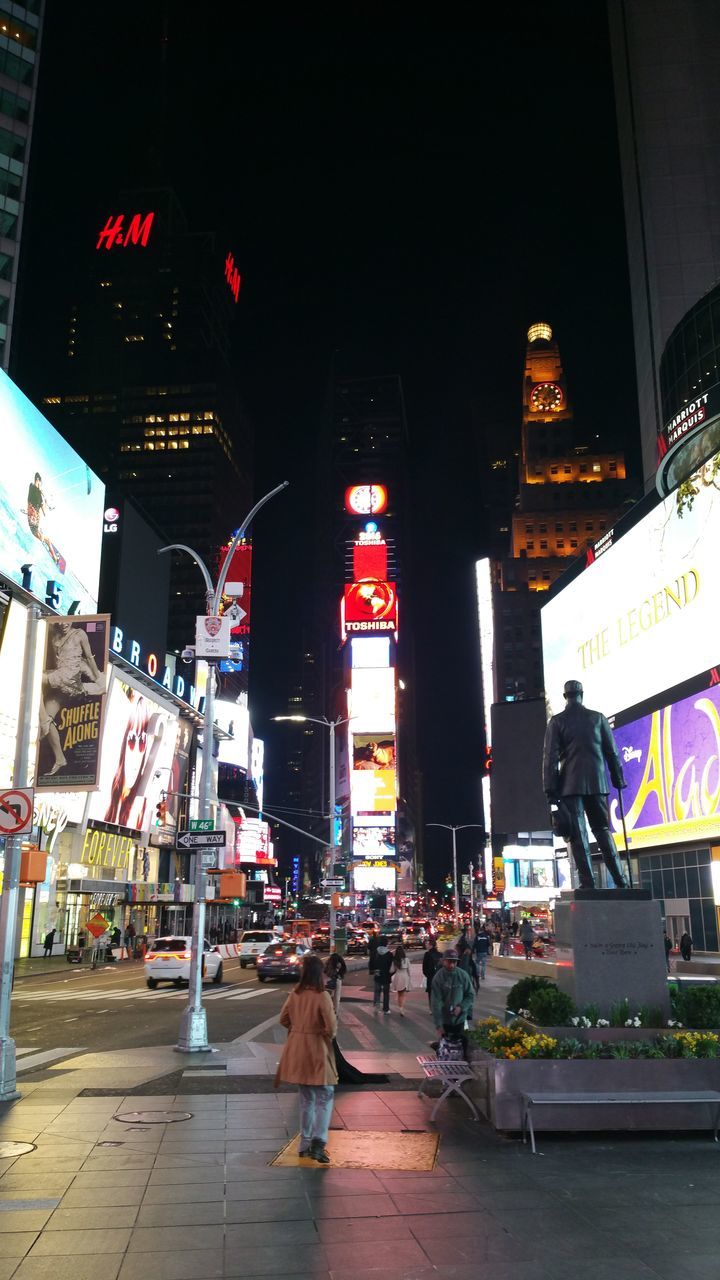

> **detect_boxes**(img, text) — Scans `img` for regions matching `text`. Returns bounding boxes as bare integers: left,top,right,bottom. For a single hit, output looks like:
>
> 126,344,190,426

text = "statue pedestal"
554,890,670,1021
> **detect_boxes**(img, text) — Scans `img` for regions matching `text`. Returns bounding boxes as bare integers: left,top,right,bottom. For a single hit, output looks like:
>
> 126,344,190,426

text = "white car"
145,936,223,989
238,930,276,967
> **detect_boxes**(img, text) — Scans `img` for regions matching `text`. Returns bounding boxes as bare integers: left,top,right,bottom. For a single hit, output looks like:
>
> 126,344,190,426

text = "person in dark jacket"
368,931,380,977
473,925,491,980
519,918,535,960
43,928,56,957
542,679,628,889
680,932,693,962
373,937,393,1013
663,931,673,971
324,951,347,1015
422,938,441,1008
430,949,474,1057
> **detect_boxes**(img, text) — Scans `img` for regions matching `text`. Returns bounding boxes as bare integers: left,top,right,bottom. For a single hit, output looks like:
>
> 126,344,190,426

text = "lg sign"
103,506,120,534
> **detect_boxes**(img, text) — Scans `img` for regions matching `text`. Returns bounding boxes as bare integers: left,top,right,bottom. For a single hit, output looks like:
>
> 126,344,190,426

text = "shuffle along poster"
35,614,110,792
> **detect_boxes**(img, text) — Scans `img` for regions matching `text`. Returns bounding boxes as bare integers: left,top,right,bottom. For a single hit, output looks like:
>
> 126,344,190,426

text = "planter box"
469,1049,720,1133
515,1019,669,1043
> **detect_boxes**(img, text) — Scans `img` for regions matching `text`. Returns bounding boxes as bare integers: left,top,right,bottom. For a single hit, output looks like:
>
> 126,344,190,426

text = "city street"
8,954,513,1078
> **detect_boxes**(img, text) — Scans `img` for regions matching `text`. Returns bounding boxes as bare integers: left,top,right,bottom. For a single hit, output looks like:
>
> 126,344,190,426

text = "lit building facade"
0,0,44,371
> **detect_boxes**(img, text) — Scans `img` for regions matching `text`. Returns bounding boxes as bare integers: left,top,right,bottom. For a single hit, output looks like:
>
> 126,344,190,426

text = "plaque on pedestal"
554,892,670,1021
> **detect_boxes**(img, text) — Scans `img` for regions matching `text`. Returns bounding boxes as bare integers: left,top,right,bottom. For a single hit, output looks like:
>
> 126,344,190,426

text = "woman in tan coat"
275,952,338,1163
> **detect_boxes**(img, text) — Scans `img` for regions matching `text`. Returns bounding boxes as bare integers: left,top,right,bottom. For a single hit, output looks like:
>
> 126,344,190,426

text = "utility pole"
0,605,40,1101
426,823,485,929
161,481,288,1053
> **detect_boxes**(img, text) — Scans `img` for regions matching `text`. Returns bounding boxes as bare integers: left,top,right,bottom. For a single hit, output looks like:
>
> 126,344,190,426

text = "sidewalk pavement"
0,964,717,1280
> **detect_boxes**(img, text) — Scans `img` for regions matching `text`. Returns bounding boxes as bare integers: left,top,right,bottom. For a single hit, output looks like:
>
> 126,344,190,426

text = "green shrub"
638,1005,664,1028
506,974,553,1015
609,998,630,1027
670,984,720,1030
527,984,575,1026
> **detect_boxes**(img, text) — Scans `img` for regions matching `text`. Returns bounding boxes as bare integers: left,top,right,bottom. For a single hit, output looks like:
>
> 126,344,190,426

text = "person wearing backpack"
422,937,441,1009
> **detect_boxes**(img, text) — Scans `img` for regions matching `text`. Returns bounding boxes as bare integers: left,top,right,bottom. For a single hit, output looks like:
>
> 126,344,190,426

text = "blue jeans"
298,1085,335,1145
476,953,487,980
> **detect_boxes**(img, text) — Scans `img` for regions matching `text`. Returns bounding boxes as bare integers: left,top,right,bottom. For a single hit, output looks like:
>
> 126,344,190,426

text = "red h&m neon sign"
96,212,155,251
224,252,241,303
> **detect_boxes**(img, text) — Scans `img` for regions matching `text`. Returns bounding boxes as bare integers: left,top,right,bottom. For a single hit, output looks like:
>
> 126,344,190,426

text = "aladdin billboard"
611,678,720,850
0,370,104,613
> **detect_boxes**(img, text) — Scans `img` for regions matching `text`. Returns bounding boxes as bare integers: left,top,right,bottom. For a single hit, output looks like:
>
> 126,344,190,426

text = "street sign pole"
0,605,40,1100
177,661,215,1053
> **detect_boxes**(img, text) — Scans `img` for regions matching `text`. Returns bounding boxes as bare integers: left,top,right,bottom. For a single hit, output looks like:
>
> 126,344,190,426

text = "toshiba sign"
341,580,397,639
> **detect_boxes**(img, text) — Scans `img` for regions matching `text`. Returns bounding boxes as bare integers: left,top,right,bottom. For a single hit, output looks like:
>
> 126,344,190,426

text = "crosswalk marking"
15,1047,84,1072
12,982,285,1004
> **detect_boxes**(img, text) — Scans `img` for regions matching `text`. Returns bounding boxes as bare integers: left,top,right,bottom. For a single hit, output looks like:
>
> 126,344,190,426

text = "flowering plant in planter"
469,1017,719,1060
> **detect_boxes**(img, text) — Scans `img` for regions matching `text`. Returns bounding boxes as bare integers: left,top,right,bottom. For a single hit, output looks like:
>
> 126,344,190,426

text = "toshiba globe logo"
346,579,396,621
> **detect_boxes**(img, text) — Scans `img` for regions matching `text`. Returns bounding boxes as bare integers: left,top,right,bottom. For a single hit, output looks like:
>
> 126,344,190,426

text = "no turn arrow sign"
0,788,34,836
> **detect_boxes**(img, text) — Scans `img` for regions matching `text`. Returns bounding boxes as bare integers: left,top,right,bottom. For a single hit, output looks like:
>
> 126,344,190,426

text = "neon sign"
110,625,203,710
96,212,155,251
224,252,241,303
345,484,388,516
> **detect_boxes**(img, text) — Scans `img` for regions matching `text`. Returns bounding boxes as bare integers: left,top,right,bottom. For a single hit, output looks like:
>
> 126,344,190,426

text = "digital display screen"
541,467,720,719
352,863,396,892
0,370,104,613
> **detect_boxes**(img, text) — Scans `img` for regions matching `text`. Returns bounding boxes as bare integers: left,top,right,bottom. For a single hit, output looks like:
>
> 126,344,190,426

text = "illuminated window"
144,428,155,437
42,396,61,404
125,334,144,343
192,425,202,435
180,413,190,421
168,441,178,450
168,427,177,437
169,414,179,422
120,443,131,452
203,426,213,434
144,442,155,451
179,441,189,449
156,428,165,437
592,463,602,473
490,459,507,471
204,412,214,421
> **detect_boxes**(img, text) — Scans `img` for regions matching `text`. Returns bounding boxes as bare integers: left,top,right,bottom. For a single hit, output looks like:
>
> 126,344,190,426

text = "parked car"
238,930,276,968
144,936,222,989
257,941,312,982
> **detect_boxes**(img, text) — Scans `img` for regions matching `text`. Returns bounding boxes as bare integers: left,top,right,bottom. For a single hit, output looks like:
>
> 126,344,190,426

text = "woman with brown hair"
391,944,412,1015
275,952,338,1163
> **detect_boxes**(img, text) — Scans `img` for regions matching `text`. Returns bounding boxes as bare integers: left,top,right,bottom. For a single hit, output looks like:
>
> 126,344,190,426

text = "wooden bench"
521,1090,720,1154
416,1055,479,1122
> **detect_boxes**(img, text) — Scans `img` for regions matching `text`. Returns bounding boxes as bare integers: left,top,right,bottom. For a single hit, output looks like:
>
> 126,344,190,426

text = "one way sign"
176,830,227,851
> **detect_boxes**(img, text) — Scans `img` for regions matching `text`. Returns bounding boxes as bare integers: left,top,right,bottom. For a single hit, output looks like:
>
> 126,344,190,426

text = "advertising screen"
351,637,391,668
352,862,396,892
35,615,110,793
342,581,397,637
352,824,396,859
348,667,395,734
541,470,720,719
351,732,396,813
86,669,179,836
0,370,105,613
214,698,250,771
233,814,274,865
610,680,720,850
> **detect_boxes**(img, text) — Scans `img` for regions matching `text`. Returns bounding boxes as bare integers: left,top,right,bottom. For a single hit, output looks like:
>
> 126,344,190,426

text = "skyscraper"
36,187,252,654
608,0,720,490
0,0,44,371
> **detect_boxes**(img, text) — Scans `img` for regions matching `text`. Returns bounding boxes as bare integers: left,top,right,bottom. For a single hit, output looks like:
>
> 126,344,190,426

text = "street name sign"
189,819,213,831
176,830,227,851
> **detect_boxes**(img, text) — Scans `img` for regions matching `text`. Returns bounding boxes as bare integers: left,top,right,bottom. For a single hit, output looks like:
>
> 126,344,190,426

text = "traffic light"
155,796,167,826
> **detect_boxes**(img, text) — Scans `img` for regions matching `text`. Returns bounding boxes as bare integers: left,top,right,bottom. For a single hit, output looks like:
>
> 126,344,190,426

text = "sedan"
345,928,369,955
257,942,311,982
145,937,223,989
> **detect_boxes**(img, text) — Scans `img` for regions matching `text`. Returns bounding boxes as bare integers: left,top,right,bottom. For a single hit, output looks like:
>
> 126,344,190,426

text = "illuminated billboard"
351,732,397,815
233,814,274,865
0,370,105,613
349,667,395,734
610,679,720,850
35,616,109,793
342,580,397,638
352,862,396,892
541,466,720,719
352,824,396,859
87,669,179,837
351,637,391,668
345,484,388,516
214,698,250,771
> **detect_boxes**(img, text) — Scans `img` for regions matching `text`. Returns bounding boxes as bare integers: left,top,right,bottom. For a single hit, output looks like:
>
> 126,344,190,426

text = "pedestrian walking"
499,925,510,956
473,924,491,981
391,944,412,1015
43,928,56,957
324,950,347,1016
373,936,393,1013
663,931,672,972
492,924,501,957
422,937,441,1009
430,949,475,1059
519,918,534,960
275,952,338,1164
368,930,380,983
680,931,693,962
457,925,473,958
458,946,479,993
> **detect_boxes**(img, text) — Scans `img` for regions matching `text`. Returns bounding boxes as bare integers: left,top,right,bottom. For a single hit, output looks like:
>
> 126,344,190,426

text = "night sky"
17,3,640,887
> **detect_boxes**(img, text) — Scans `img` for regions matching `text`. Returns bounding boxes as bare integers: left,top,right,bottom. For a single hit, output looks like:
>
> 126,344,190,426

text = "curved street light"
426,823,485,924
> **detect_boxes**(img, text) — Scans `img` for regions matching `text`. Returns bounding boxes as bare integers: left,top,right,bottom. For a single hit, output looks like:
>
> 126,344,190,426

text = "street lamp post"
273,714,349,948
426,824,485,926
160,481,288,1054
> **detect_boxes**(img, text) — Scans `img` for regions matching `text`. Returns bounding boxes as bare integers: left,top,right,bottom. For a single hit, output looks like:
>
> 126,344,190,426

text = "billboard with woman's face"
87,669,179,836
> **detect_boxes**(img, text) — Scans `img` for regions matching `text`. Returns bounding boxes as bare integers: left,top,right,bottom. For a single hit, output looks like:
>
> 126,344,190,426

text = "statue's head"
563,679,583,703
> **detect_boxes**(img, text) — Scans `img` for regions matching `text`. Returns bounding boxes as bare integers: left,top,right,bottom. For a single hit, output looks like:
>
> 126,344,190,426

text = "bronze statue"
542,679,628,890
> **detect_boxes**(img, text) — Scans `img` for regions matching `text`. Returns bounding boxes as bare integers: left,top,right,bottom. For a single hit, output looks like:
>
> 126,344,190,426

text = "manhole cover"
115,1110,192,1125
0,1141,35,1158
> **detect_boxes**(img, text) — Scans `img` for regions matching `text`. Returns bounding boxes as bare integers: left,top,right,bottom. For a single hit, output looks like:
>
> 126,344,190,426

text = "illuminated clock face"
530,382,563,412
